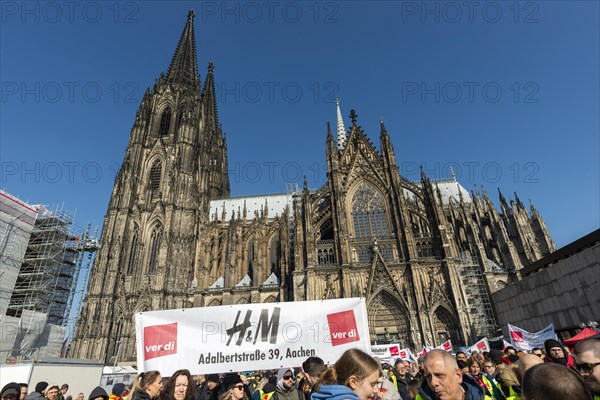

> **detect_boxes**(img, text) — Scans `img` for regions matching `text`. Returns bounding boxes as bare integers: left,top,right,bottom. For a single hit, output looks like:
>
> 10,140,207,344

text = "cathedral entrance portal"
367,290,411,347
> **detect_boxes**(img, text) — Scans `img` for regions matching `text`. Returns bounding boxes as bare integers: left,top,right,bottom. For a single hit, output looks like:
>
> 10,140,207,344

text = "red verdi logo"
510,331,524,342
389,346,400,357
326,310,360,346
144,322,177,360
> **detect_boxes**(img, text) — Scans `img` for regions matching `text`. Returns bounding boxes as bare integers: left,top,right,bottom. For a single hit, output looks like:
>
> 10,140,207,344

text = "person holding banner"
130,371,163,400
160,370,195,400
218,376,248,400
311,349,382,400
271,369,303,400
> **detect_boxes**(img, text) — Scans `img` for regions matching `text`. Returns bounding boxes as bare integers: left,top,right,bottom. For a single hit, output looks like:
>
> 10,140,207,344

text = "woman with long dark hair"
160,370,195,400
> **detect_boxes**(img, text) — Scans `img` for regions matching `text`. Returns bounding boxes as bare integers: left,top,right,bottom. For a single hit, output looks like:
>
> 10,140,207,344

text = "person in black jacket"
389,359,410,400
198,375,220,400
130,371,163,400
88,387,108,400
2,383,22,400
161,370,196,400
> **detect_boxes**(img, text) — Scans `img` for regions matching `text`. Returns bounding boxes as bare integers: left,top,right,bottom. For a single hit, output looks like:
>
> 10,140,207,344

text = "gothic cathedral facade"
70,12,555,363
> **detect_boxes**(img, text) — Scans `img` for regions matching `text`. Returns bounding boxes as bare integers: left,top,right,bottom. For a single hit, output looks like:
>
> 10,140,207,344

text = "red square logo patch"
144,322,177,360
327,310,360,346
389,346,400,357
510,331,524,343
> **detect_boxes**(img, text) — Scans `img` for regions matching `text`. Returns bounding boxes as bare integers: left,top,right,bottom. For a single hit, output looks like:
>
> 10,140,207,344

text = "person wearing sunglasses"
573,337,600,399
272,369,303,400
218,376,248,400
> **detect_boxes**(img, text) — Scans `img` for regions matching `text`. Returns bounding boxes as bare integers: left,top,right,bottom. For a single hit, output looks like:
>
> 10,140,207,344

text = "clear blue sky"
1,0,598,252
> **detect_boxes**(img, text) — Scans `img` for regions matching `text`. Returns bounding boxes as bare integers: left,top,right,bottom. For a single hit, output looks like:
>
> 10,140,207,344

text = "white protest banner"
416,345,432,358
468,338,490,354
371,343,402,359
435,339,452,352
398,348,418,362
508,323,557,351
135,298,370,376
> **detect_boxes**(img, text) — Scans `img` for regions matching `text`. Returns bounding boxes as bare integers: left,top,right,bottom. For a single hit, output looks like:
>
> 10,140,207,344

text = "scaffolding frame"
458,252,497,338
6,205,74,322
6,205,100,327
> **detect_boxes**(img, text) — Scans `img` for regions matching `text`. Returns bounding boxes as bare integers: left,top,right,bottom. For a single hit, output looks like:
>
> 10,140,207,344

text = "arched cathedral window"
126,227,139,274
148,224,163,273
149,160,162,196
176,107,185,133
247,240,254,279
268,232,280,276
351,182,389,240
159,108,172,136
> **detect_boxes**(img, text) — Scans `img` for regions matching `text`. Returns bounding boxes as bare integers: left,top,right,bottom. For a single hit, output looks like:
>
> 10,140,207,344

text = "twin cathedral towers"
70,11,555,362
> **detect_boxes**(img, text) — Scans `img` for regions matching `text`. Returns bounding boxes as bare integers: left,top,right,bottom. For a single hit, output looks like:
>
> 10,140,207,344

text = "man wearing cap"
110,384,126,400
88,387,109,400
199,375,220,400
45,386,60,400
544,339,575,368
26,383,47,400
2,383,21,400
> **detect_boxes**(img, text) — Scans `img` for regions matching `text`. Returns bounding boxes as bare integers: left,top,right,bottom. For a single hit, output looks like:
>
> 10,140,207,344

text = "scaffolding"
457,252,497,338
64,224,101,337
6,205,100,326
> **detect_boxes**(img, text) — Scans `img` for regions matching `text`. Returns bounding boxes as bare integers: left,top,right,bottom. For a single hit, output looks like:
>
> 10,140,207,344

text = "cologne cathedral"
70,11,555,363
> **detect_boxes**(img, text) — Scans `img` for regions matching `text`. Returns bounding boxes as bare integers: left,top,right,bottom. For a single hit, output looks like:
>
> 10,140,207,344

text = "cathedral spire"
514,192,525,210
167,10,200,87
336,98,346,150
202,62,219,130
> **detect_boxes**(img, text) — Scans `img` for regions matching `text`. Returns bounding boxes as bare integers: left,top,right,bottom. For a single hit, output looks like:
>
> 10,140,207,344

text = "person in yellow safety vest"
253,381,277,400
480,374,505,400
389,359,410,400
415,350,493,400
503,385,520,400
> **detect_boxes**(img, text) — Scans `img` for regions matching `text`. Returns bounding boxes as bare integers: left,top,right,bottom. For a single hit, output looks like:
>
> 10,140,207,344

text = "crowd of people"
2,336,598,400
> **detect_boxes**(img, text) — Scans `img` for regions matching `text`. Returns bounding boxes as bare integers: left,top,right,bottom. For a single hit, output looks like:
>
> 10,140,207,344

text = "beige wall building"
493,229,600,338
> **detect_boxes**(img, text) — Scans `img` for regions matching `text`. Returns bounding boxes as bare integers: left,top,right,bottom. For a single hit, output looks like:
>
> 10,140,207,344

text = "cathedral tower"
69,11,229,362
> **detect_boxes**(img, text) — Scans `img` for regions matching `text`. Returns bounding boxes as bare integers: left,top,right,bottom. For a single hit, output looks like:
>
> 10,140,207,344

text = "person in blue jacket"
311,349,382,400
